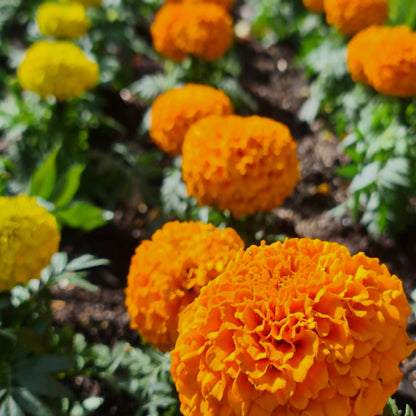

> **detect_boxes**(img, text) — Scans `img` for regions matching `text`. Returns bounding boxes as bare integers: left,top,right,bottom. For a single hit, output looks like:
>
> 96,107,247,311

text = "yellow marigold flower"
0,195,60,293
323,0,388,35
150,84,234,156
60,0,101,7
164,0,234,11
347,25,416,97
125,221,244,352
17,40,99,101
171,238,415,416
36,2,90,40
182,115,300,218
302,0,324,13
150,3,233,62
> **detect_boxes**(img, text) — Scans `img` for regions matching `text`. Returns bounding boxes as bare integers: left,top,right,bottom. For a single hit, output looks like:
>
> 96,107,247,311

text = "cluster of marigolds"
302,0,416,97
6,0,416,415
17,0,100,100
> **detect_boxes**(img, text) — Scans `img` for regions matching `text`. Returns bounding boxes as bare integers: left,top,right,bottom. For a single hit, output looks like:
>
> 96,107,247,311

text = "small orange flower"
302,0,324,13
171,238,415,416
164,0,234,11
125,221,244,352
323,0,388,35
150,3,233,62
347,25,416,98
150,84,234,156
182,115,300,218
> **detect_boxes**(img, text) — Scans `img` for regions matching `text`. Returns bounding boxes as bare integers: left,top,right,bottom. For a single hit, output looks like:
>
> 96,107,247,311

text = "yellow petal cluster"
164,0,234,11
347,25,416,98
182,115,300,218
0,195,60,293
150,84,234,156
60,0,102,7
150,3,233,62
17,40,99,101
302,0,324,13
36,2,90,40
125,221,244,352
323,0,388,35
171,238,415,416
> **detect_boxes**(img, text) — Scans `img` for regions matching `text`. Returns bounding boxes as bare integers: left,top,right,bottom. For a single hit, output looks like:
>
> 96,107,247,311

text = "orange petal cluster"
164,0,234,11
323,0,388,35
347,25,416,98
125,221,244,352
150,3,233,62
302,0,324,13
150,84,234,156
171,238,415,416
181,115,300,218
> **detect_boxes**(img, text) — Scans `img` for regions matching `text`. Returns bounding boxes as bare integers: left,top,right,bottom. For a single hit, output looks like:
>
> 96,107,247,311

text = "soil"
51,35,416,415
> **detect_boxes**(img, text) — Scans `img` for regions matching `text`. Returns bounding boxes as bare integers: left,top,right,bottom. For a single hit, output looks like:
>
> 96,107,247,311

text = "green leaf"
12,387,54,416
29,147,59,200
0,393,24,416
335,164,359,179
350,161,381,192
66,254,109,271
54,272,98,292
378,157,410,189
15,356,72,399
82,397,104,412
383,398,401,416
54,201,112,231
52,163,85,208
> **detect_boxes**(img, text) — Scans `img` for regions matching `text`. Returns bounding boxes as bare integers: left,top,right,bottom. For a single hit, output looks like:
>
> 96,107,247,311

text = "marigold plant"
171,238,415,416
17,40,99,101
181,115,300,218
36,2,90,40
0,195,60,293
347,25,416,97
323,0,388,35
150,3,233,62
302,0,324,13
125,221,244,352
164,0,234,11
150,84,234,156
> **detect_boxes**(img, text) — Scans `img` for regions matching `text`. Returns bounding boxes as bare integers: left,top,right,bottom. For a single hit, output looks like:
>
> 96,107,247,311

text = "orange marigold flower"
347,25,416,97
302,0,324,13
125,221,244,352
150,3,233,62
323,0,388,35
171,238,415,416
164,0,234,11
182,115,300,218
150,84,234,156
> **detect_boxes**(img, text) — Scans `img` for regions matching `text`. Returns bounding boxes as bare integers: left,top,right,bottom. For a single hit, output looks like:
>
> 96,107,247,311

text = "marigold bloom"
171,238,415,416
17,40,99,101
323,0,388,35
347,25,416,97
125,221,244,352
60,0,101,7
0,195,60,292
164,0,234,11
150,3,233,62
36,2,90,40
302,0,324,13
182,115,300,218
150,84,234,156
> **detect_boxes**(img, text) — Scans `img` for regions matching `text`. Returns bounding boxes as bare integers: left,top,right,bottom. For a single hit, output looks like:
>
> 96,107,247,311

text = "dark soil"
52,36,416,415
